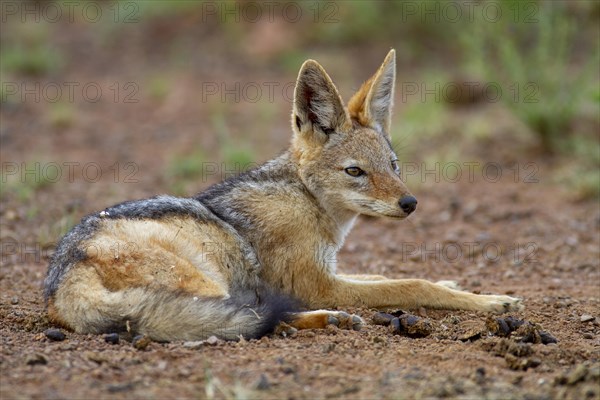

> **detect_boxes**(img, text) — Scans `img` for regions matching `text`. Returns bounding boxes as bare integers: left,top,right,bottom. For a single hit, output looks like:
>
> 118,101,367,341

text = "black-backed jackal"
45,50,522,341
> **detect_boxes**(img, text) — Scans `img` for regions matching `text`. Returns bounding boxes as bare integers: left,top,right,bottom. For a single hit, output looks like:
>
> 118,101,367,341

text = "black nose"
399,195,418,215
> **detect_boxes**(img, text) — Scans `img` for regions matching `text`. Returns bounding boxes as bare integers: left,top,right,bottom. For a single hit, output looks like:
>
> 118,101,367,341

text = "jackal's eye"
391,160,400,174
345,167,365,177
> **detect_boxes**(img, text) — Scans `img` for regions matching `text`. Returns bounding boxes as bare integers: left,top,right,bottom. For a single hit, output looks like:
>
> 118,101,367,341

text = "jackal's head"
290,50,416,220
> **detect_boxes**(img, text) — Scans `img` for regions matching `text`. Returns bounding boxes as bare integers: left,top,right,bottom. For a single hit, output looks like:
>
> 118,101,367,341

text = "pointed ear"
292,60,349,141
348,49,396,137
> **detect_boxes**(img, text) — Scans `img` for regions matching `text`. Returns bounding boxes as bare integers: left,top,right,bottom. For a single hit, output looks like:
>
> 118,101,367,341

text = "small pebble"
457,321,484,342
504,316,526,331
85,351,107,364
513,323,541,344
390,314,433,337
104,333,120,345
5,209,17,220
474,367,486,384
583,333,594,339
322,343,335,353
505,354,540,371
132,335,151,350
539,331,558,344
44,329,66,342
10,297,19,305
183,341,205,350
25,353,48,366
255,374,271,390
487,317,512,337
580,314,595,323
492,338,532,358
565,236,578,247
281,364,296,374
372,312,394,326
566,364,588,385
107,382,135,393
373,336,387,344
205,336,220,346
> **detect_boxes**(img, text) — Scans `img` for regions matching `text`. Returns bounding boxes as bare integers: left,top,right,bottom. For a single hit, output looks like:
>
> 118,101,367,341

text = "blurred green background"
1,0,599,242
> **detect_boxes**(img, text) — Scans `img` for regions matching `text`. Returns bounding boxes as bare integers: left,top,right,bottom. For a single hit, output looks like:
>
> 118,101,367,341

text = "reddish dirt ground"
1,9,599,400
1,177,599,399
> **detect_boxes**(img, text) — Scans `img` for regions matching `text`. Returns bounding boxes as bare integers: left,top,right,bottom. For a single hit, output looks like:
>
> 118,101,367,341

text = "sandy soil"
2,173,599,399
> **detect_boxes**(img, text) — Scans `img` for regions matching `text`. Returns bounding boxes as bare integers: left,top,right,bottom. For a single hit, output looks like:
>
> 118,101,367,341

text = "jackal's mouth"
384,213,407,220
354,200,408,220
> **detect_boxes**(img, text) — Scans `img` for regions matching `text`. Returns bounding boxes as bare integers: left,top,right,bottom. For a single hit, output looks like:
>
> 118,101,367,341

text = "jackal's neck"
330,211,358,248
284,150,358,247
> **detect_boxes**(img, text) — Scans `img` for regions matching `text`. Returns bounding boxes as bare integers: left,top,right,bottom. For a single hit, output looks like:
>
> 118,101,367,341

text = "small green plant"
391,90,449,144
461,1,599,153
212,112,257,174
167,149,206,180
37,212,78,248
556,134,600,200
570,168,600,200
134,0,202,17
1,23,63,76
147,75,170,103
279,49,309,75
47,102,75,129
1,162,56,202
1,44,62,76
221,145,256,172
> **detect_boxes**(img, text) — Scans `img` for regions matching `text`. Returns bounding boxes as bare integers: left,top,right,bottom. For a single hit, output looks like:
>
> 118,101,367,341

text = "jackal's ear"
348,49,396,137
292,60,349,141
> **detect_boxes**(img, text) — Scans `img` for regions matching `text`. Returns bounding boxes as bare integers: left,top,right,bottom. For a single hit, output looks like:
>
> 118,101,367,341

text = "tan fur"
84,218,231,296
46,50,522,342
338,274,388,281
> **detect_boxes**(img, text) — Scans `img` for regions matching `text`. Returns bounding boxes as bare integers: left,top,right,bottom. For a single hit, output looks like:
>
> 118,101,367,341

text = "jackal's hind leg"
275,310,363,336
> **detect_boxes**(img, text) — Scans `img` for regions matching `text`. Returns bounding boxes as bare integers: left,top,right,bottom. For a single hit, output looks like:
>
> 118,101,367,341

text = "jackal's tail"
47,286,298,342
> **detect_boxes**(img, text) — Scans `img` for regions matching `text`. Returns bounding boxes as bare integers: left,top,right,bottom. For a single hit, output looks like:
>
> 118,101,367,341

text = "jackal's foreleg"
311,277,523,313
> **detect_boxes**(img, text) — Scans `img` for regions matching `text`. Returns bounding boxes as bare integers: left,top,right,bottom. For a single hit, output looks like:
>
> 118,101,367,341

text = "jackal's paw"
327,311,363,331
483,295,524,313
274,322,298,338
436,280,463,291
